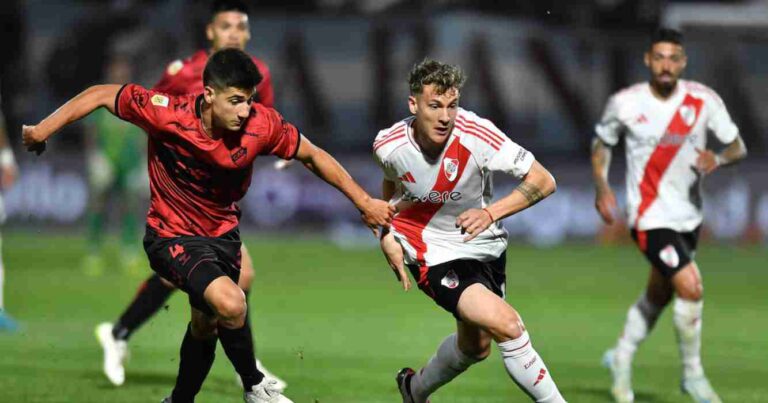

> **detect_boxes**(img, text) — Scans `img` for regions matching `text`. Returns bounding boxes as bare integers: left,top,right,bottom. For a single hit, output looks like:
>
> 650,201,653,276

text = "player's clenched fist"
359,198,396,228
22,125,47,155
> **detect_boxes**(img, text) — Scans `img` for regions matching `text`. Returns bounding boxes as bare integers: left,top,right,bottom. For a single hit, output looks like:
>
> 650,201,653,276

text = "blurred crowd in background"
0,0,766,245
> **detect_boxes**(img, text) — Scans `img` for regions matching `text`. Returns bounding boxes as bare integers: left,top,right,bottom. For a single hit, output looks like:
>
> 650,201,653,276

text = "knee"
489,314,526,341
214,290,247,328
677,285,703,301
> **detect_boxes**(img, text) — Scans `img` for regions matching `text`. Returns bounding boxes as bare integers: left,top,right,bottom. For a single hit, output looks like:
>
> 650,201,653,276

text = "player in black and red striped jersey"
94,1,283,389
23,48,394,403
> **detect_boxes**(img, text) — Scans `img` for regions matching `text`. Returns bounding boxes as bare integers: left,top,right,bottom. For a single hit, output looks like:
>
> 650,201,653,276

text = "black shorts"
631,227,700,278
143,227,242,316
407,253,506,320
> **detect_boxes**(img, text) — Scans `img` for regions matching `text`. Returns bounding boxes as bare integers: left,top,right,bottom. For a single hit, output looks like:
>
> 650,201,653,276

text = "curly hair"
408,58,466,95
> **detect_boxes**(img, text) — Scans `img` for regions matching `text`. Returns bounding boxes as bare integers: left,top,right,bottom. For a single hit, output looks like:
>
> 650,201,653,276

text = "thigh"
143,230,227,315
631,228,695,278
407,255,505,320
456,284,523,342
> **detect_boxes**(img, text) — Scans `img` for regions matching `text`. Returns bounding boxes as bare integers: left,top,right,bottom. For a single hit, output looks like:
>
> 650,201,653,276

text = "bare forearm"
591,137,613,190
33,85,120,142
717,136,747,167
485,161,556,221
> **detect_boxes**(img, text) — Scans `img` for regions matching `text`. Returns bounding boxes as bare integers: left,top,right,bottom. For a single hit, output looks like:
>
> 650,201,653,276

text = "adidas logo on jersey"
634,114,648,124
399,172,416,183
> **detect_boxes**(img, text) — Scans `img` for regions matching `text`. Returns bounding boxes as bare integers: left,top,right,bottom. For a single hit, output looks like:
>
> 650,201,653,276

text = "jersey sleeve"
595,95,624,146
254,61,275,108
260,107,300,159
485,135,536,179
706,92,739,144
115,84,174,136
372,141,399,182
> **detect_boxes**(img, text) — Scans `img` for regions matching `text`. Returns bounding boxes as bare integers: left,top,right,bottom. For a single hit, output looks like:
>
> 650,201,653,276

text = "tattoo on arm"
516,182,545,206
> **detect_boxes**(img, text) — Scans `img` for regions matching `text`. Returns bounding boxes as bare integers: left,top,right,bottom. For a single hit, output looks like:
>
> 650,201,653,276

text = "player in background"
592,29,747,403
376,59,566,403
23,48,394,403
0,106,19,331
82,55,146,276
95,0,283,388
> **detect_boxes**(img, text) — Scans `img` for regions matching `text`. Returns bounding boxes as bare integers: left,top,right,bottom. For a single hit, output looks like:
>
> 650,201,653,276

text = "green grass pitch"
0,232,765,402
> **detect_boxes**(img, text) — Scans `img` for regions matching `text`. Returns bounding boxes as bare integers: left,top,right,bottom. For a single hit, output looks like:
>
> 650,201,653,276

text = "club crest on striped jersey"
441,270,459,289
678,104,697,127
659,244,680,268
443,158,459,182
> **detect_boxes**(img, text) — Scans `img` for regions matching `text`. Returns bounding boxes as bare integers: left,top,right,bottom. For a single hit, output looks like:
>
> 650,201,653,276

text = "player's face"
409,84,459,149
645,42,686,91
207,11,251,51
205,86,256,131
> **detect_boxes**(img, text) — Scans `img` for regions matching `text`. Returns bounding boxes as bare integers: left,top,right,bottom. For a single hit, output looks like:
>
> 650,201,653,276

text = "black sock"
112,274,175,340
243,289,256,355
218,322,264,392
171,323,217,403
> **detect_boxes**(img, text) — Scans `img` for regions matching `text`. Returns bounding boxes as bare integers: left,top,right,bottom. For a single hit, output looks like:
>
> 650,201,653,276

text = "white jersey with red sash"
596,80,739,232
373,108,535,271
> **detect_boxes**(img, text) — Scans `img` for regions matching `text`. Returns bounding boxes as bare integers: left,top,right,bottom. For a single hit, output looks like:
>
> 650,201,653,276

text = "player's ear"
204,86,215,103
206,24,215,42
408,95,418,115
643,51,651,68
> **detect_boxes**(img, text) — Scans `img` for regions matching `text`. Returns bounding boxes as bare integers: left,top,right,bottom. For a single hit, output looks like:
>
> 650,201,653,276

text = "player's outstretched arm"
456,160,556,242
591,137,618,224
294,135,395,232
22,84,122,154
695,135,747,175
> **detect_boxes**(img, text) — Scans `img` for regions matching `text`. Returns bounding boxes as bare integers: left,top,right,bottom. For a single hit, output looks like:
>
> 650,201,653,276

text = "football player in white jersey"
376,59,566,403
592,29,747,403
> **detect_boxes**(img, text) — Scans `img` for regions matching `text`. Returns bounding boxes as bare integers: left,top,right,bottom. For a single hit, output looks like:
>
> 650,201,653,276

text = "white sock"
614,293,663,363
673,298,704,378
410,333,480,402
498,331,566,402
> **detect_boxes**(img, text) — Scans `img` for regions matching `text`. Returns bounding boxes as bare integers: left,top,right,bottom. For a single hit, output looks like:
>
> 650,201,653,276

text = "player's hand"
22,125,47,155
595,184,617,225
695,148,718,175
359,198,396,235
456,208,494,242
0,164,18,189
380,231,411,291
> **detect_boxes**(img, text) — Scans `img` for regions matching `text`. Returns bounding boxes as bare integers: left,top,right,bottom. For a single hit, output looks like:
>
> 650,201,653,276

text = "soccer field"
0,233,765,402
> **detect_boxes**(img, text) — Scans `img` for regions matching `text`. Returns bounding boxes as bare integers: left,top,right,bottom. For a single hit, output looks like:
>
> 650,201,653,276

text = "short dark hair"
408,59,466,95
651,28,684,47
211,0,249,19
203,48,262,91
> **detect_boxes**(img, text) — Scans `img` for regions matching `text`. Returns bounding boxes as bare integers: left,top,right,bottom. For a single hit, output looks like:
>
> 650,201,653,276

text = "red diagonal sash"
393,137,471,292
635,94,703,227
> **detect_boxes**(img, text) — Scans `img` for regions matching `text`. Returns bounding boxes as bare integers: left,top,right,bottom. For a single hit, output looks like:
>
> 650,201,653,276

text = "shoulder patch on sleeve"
166,60,183,76
151,94,169,107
